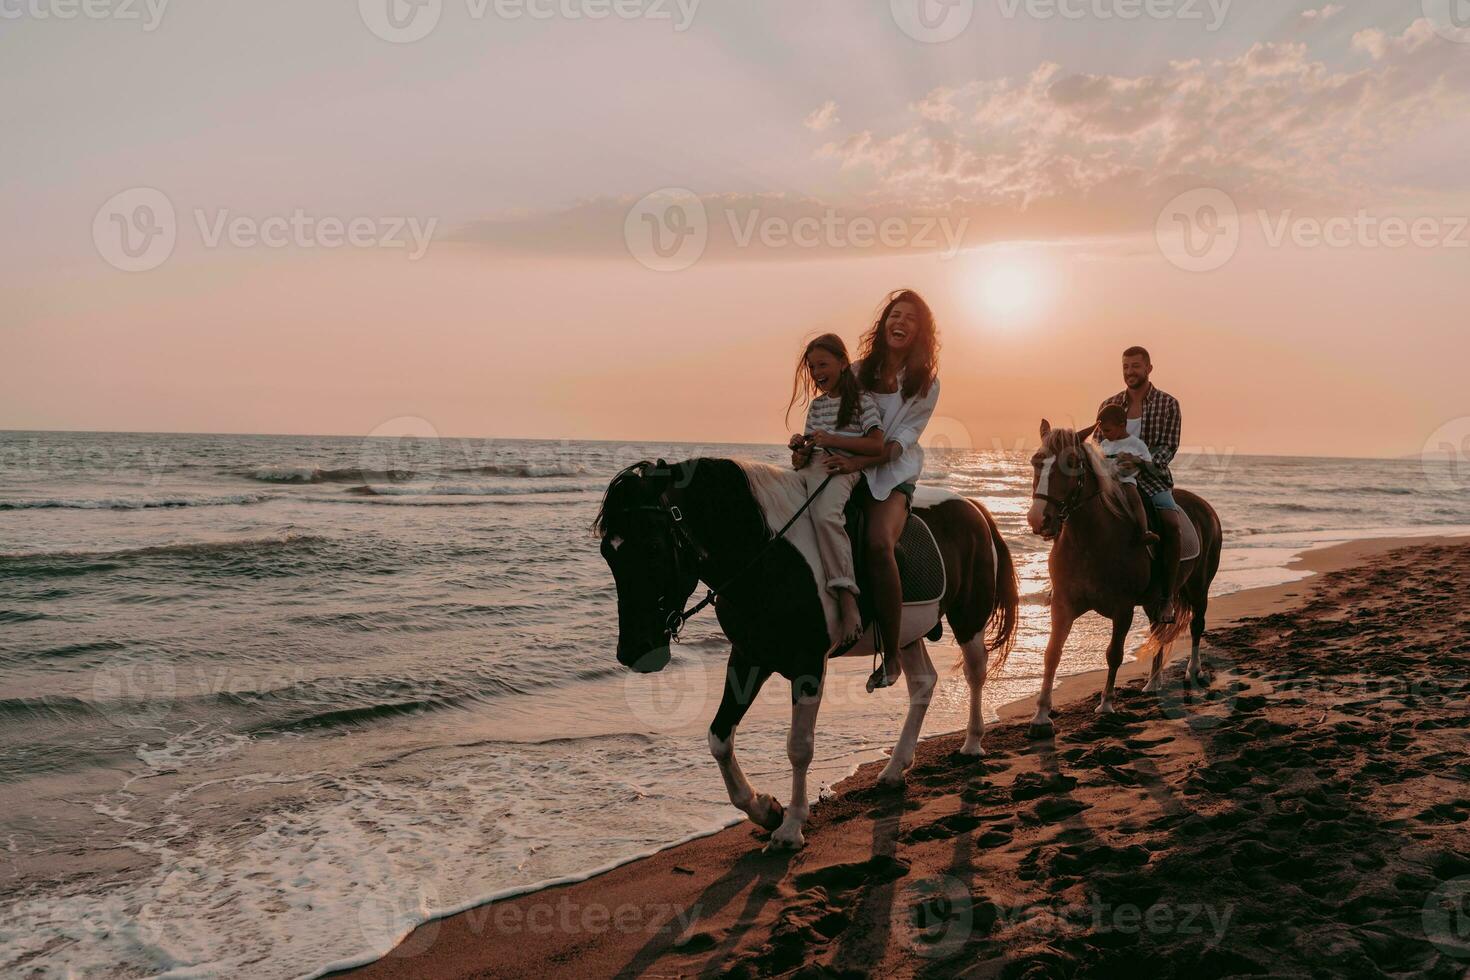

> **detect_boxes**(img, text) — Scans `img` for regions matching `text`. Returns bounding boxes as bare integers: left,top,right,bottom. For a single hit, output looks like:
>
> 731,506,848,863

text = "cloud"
454,23,1470,261
1299,4,1343,23
804,100,840,132
816,22,1470,217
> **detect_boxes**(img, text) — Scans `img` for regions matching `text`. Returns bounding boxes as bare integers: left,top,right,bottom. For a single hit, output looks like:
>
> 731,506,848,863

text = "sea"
2,430,1467,978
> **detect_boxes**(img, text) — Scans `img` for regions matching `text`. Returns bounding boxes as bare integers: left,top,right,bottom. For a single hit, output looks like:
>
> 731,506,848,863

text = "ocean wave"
0,534,327,564
242,460,590,484
346,483,602,498
0,493,276,511
244,466,415,484
449,461,591,478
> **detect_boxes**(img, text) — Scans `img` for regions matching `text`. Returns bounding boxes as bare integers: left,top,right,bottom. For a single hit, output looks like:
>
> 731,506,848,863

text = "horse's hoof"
958,739,986,759
765,829,805,852
1027,722,1055,740
1142,678,1162,694
1094,702,1116,716
749,794,785,832
1188,670,1212,687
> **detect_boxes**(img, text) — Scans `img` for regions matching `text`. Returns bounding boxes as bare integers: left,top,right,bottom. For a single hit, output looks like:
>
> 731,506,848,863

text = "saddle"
835,482,946,655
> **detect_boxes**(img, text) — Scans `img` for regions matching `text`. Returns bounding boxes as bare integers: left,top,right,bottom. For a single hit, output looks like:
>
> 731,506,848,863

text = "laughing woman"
821,289,941,692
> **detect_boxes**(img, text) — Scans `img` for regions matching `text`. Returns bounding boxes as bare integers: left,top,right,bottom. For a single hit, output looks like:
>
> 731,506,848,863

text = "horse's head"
594,460,701,674
1027,419,1098,539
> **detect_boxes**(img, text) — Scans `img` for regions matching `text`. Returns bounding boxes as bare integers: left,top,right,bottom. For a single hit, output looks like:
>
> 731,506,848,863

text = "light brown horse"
1024,421,1222,737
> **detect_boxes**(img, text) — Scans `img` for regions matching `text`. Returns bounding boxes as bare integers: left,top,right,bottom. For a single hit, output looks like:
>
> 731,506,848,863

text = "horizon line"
0,427,1435,464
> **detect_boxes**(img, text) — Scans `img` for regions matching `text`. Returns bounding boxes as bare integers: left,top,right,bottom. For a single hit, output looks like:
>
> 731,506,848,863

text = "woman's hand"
810,431,833,449
823,454,865,475
788,433,810,451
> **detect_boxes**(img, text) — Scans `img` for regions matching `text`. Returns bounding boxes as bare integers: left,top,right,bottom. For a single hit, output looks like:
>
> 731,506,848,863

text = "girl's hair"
857,289,939,400
785,333,863,430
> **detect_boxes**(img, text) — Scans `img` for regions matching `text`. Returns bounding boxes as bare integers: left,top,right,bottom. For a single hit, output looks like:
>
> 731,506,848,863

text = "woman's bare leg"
864,492,908,692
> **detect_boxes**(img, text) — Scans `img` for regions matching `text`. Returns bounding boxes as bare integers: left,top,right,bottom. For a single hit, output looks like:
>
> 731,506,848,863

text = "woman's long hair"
857,289,939,400
785,333,863,430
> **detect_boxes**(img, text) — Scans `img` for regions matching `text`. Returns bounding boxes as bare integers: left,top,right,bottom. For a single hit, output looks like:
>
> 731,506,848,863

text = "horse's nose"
1025,499,1047,534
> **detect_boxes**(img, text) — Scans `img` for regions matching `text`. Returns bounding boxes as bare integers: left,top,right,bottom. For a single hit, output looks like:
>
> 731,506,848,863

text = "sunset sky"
4,1,1468,458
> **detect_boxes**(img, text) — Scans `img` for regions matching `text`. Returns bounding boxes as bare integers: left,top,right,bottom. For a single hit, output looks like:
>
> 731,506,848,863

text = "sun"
965,252,1052,326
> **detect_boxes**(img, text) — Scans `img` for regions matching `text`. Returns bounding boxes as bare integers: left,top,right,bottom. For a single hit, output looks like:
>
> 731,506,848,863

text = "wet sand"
339,535,1470,979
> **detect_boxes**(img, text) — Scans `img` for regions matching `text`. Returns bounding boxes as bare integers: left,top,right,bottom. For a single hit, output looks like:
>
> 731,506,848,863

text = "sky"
3,0,1469,458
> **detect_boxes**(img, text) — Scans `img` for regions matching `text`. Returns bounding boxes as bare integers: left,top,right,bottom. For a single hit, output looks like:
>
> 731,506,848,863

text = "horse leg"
1028,605,1075,737
878,640,937,787
1188,590,1210,685
1097,609,1133,714
959,635,988,757
1144,642,1166,693
708,650,783,832
768,674,824,851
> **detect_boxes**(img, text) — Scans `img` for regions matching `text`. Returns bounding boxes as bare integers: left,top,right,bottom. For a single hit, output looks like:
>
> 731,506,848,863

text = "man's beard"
1125,375,1148,390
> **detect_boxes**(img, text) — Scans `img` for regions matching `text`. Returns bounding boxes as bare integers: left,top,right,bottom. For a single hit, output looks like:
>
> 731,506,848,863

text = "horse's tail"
1134,605,1194,661
977,503,1020,674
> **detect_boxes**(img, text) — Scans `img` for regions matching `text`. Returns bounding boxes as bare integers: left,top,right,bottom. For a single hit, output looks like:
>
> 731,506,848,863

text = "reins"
653,468,835,640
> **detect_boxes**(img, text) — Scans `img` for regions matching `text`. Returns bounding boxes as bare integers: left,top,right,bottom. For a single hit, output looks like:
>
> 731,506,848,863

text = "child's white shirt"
1098,434,1152,486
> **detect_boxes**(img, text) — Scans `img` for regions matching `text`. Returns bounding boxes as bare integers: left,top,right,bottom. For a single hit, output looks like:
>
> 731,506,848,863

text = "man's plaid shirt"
1097,385,1181,498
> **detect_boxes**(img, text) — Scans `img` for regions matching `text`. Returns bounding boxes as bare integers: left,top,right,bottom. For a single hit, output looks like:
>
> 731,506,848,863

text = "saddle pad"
896,513,945,604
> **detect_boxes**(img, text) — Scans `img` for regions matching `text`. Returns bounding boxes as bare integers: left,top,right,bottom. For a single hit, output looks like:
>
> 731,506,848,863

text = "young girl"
786,334,886,646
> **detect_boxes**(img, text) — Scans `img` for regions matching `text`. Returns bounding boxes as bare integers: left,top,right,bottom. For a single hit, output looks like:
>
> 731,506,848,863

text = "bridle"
610,460,833,642
1032,444,1103,529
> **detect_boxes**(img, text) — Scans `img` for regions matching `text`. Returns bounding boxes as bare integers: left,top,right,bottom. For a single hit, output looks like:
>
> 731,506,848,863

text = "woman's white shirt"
858,365,940,502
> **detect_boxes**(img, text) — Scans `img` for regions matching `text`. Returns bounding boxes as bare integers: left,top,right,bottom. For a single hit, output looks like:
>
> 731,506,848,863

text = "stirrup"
866,660,899,693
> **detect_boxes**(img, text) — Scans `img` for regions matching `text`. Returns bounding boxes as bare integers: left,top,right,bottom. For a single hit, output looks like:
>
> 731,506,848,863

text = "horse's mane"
1041,427,1130,521
594,461,657,537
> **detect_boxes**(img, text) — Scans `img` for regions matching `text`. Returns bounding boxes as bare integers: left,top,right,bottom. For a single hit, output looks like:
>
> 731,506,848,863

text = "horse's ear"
1040,419,1051,439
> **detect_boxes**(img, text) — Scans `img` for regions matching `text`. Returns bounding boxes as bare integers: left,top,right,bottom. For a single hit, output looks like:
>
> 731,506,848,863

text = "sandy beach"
340,534,1470,979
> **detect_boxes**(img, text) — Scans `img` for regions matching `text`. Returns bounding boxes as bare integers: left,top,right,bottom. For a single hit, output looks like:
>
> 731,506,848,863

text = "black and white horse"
596,457,1019,849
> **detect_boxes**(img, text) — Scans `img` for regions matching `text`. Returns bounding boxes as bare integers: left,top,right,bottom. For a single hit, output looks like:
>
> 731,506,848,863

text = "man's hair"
1122,346,1151,363
1098,404,1128,427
